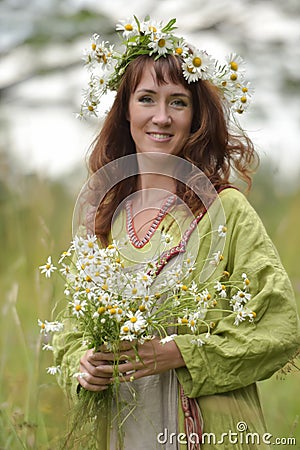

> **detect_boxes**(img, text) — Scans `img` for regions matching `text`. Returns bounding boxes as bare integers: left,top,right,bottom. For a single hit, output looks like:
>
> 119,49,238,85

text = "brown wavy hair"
87,54,259,245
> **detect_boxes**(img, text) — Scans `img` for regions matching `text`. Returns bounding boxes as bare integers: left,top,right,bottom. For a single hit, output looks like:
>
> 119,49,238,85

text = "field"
0,159,299,449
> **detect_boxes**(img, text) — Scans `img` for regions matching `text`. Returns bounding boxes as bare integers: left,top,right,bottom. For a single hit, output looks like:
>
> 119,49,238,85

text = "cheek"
181,114,193,136
129,112,147,134
129,118,143,145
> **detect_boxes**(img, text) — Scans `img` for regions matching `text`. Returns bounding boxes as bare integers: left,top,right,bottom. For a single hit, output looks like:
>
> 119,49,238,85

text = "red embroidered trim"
126,194,176,249
154,209,205,276
154,185,237,275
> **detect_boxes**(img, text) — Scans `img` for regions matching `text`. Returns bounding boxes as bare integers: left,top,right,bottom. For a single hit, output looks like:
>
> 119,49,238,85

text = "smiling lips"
147,132,173,141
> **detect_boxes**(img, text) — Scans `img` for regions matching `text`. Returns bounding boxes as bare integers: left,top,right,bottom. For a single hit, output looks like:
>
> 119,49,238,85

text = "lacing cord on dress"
180,385,203,450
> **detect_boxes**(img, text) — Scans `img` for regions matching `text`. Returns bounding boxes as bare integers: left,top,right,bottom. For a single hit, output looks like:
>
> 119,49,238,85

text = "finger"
80,360,114,378
88,352,115,364
115,359,142,374
118,340,137,351
77,375,110,392
98,341,136,352
119,369,149,383
79,364,113,386
90,351,134,365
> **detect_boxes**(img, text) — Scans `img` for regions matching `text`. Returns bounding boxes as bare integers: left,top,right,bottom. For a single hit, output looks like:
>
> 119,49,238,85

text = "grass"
0,171,73,448
0,162,299,448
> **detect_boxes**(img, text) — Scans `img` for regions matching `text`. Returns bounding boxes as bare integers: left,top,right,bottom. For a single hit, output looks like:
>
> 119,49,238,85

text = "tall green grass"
0,171,75,448
0,161,299,448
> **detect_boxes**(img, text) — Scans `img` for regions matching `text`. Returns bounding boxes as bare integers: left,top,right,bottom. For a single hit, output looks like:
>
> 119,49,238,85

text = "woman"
54,17,300,449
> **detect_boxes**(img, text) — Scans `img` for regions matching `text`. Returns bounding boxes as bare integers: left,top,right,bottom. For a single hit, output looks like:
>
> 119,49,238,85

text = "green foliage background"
0,150,299,448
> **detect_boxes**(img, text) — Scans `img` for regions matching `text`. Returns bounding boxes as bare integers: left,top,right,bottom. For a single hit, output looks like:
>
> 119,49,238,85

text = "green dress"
53,188,300,449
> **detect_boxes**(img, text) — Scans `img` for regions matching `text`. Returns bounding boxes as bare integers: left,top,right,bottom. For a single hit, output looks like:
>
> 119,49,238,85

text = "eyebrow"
135,88,191,98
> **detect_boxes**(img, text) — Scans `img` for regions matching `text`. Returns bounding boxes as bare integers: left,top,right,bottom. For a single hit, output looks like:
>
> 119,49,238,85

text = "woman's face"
128,65,193,156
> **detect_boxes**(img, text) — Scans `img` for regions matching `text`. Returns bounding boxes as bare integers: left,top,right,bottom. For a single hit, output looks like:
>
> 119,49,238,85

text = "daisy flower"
107,306,125,322
140,294,154,309
80,234,99,252
184,261,196,276
148,33,174,56
69,299,88,318
234,310,247,325
178,314,198,333
242,273,250,290
72,372,88,379
64,286,71,296
58,248,72,264
124,310,147,333
231,82,253,113
79,284,96,301
120,325,137,341
188,280,198,295
93,73,111,93
214,281,227,298
83,34,104,68
136,272,152,288
80,97,100,118
84,39,115,70
116,18,139,38
233,94,251,114
160,334,178,345
141,19,163,36
218,225,227,237
178,316,189,326
173,38,189,58
42,344,54,351
233,290,252,304
182,62,202,83
160,232,173,246
38,319,47,334
44,320,64,333
83,33,100,62
182,50,215,83
198,288,211,306
81,80,101,105
226,53,246,73
46,365,61,375
191,337,205,347
238,81,254,97
210,251,224,266
39,256,57,278
60,263,71,277
90,33,101,52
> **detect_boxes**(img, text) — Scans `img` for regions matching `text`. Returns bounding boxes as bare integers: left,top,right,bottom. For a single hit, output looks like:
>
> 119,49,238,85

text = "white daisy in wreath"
182,49,215,82
116,18,139,38
148,33,174,56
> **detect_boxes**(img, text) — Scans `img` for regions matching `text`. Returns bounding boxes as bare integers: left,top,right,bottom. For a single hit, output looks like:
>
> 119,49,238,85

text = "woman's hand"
78,349,113,392
78,338,185,389
100,338,185,382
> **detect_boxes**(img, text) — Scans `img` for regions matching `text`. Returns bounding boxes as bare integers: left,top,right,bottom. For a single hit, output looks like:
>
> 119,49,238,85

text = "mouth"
147,132,173,141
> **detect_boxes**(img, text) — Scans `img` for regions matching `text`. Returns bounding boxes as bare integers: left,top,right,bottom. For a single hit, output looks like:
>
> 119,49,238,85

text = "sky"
0,0,299,182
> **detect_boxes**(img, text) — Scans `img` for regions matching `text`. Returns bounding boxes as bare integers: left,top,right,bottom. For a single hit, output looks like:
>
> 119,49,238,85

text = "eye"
170,99,189,108
138,96,154,104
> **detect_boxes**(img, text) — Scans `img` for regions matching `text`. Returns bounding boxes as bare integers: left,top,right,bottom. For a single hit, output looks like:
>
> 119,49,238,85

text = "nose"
152,102,171,126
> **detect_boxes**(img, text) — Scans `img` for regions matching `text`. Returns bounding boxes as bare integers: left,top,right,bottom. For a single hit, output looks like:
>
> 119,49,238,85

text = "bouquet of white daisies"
38,230,255,447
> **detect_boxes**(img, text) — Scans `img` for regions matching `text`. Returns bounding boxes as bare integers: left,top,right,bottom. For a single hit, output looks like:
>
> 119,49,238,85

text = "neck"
133,180,175,212
135,152,178,203
137,173,176,194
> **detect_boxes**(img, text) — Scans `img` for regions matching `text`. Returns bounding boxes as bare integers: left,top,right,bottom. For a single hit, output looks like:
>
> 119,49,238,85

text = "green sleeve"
52,317,86,402
174,188,300,398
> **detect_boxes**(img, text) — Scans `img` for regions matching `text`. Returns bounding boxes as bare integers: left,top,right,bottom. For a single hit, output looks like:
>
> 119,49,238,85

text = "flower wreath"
77,15,254,119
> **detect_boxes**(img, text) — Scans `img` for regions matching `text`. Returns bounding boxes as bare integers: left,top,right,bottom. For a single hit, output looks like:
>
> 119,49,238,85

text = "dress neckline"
125,194,176,248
